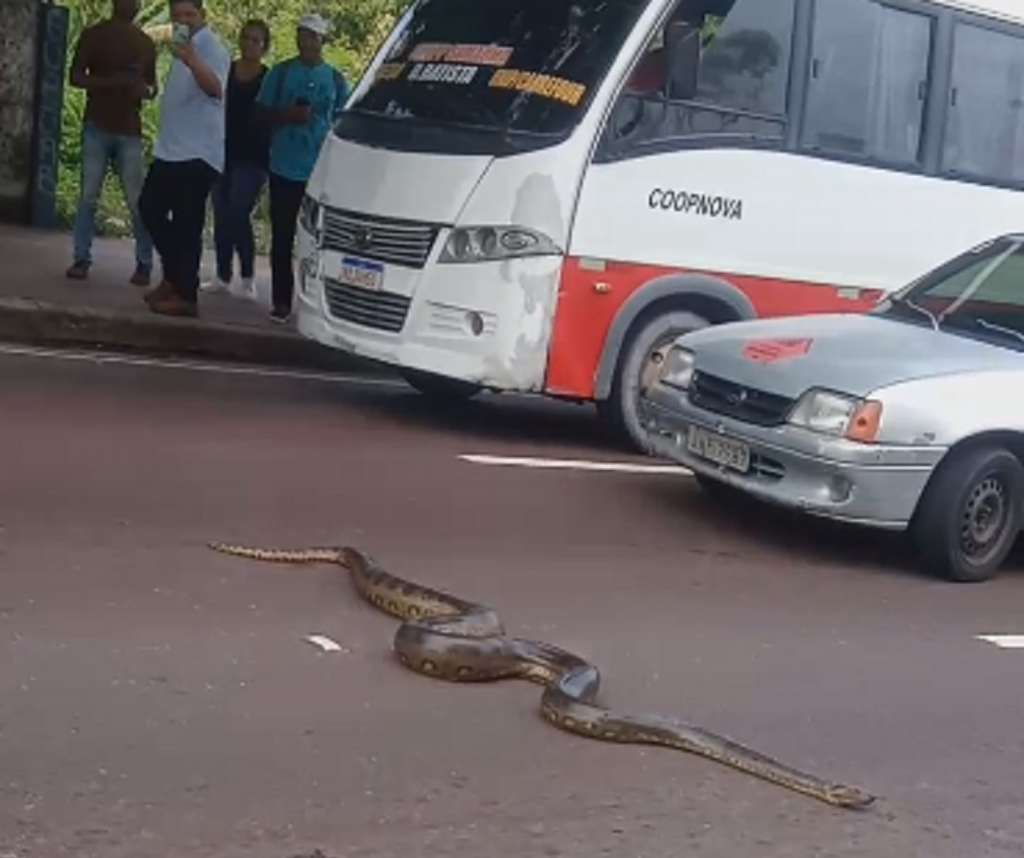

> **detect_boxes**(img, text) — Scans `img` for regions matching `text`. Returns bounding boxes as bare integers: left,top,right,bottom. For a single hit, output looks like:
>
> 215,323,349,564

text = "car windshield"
883,237,1024,349
342,0,648,138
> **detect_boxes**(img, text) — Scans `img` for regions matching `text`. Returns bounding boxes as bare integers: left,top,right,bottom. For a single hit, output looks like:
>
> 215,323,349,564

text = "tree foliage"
57,0,406,244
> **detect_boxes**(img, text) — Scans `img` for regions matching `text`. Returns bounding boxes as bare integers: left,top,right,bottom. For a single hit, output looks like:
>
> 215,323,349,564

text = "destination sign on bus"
408,42,514,67
488,69,586,107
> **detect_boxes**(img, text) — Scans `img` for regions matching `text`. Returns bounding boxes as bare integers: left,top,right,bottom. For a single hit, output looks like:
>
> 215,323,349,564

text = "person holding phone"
138,0,230,318
255,12,350,324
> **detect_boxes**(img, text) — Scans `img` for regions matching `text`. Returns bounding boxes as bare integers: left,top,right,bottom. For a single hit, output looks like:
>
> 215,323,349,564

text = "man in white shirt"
139,0,230,317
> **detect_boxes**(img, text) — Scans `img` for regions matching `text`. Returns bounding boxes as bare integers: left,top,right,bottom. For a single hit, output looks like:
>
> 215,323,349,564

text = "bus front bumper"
294,233,562,392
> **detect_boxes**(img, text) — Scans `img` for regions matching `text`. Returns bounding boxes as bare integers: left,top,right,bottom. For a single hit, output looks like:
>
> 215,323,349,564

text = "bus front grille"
323,279,411,333
321,207,440,269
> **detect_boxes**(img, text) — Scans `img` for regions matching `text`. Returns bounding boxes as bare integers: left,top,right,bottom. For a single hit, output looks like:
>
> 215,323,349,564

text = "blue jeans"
212,159,267,282
72,121,153,271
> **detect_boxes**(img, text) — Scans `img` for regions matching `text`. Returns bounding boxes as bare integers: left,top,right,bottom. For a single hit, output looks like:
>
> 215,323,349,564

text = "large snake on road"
209,542,876,810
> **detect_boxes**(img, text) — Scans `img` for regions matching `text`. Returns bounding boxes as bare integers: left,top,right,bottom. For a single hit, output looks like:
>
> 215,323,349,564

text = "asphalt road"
2,345,1023,858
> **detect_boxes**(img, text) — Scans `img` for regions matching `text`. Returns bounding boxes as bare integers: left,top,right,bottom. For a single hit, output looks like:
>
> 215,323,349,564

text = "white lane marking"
0,342,403,387
976,635,1024,649
304,634,347,653
459,453,693,476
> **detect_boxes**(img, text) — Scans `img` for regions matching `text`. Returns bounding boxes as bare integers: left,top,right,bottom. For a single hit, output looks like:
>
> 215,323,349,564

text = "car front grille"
688,370,795,426
321,207,440,269
323,279,411,333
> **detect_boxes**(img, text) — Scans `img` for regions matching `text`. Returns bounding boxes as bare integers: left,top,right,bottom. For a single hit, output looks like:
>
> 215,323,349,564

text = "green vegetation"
58,0,405,250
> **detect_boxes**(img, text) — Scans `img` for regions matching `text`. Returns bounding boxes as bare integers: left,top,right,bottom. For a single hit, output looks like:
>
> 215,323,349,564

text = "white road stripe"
975,635,1024,649
458,453,693,476
0,342,403,387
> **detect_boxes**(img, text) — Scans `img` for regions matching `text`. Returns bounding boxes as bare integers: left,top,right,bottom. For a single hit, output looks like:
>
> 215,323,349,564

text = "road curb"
0,297,394,376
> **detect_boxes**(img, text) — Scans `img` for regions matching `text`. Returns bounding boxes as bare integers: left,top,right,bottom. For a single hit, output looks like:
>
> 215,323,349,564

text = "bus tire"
400,368,483,403
598,308,710,453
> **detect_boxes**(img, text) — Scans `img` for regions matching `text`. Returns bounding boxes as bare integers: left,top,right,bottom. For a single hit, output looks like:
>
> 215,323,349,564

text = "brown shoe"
66,262,89,280
143,280,176,305
149,293,198,318
130,266,152,287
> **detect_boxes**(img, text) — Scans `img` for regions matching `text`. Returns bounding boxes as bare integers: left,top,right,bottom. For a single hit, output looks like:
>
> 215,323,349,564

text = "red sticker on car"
741,338,813,362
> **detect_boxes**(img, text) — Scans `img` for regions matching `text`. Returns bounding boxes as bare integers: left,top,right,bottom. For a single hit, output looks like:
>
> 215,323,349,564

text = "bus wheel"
400,368,483,403
599,309,710,453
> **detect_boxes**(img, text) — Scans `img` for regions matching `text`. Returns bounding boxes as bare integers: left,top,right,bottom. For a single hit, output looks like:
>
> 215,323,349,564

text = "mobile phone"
171,23,190,44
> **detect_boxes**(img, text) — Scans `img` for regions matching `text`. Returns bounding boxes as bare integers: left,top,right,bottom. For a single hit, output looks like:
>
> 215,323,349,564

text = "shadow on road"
639,478,935,580
644,478,1024,581
336,386,629,454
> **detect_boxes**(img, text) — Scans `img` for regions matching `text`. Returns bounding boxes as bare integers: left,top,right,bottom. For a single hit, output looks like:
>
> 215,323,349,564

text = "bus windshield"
343,0,649,140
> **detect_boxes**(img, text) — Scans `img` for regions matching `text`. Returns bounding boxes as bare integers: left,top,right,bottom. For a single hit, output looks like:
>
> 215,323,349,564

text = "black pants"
269,172,306,312
138,158,218,302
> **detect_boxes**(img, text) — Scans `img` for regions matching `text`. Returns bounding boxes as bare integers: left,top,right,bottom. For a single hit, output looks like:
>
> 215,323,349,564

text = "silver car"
643,234,1024,584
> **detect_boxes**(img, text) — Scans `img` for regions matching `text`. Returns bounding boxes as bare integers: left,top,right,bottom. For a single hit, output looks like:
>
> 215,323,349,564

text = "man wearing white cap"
256,12,350,323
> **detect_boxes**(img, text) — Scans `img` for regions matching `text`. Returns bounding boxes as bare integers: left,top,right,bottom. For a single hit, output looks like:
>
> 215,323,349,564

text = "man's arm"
141,36,159,100
255,62,310,128
171,35,229,100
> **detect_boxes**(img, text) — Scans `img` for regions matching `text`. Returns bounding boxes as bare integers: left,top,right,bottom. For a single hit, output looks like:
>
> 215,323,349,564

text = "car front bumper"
643,388,948,530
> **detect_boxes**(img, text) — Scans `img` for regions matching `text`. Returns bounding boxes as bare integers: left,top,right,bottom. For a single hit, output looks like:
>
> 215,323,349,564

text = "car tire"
598,309,710,454
400,368,483,403
909,445,1024,583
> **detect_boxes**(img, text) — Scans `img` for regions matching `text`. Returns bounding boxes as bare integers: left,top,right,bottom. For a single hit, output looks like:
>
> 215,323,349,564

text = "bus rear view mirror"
665,24,701,101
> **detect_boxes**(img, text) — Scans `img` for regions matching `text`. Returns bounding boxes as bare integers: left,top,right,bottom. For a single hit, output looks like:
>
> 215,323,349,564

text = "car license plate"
685,425,751,473
340,255,383,292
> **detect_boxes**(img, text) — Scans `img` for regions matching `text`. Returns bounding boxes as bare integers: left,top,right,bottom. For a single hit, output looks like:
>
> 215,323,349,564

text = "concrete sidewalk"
0,225,388,374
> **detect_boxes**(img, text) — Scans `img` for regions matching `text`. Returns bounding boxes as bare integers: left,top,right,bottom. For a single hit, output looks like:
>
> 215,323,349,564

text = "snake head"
826,784,877,810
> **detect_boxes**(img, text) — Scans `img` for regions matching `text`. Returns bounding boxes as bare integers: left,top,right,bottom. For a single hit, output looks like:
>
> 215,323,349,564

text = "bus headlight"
299,195,322,238
438,225,561,263
658,346,695,390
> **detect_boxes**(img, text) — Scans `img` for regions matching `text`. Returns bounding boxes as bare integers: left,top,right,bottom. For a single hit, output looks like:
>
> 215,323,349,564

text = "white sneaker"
232,276,258,301
201,277,230,293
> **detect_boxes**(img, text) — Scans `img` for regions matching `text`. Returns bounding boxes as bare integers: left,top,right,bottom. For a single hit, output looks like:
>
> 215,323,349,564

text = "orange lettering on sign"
488,69,586,106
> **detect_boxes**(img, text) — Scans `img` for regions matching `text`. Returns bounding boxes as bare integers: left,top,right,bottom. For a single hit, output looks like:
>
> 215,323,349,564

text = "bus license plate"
340,256,384,292
685,425,751,473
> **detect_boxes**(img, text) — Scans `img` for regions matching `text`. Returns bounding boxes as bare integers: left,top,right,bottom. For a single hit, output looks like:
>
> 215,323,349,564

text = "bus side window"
600,0,795,159
941,22,1024,187
800,0,935,168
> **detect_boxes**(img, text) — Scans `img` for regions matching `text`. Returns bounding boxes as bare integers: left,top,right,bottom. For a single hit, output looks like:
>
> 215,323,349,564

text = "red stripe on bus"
543,257,885,400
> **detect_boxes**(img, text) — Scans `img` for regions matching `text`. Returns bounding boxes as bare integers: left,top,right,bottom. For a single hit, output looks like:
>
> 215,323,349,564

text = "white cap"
297,12,329,36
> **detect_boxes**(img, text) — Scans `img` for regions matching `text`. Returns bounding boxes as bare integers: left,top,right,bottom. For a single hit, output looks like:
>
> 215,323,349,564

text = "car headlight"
788,389,883,442
438,225,561,264
657,346,695,390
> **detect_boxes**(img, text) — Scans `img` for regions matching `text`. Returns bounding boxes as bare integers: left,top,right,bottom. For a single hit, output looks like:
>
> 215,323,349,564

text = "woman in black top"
207,19,271,299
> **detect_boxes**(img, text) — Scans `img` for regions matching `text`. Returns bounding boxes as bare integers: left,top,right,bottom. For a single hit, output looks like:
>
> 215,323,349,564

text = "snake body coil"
209,542,876,810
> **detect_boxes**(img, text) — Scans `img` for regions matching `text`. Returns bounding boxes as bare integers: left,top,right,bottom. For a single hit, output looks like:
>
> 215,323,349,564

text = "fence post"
29,0,69,230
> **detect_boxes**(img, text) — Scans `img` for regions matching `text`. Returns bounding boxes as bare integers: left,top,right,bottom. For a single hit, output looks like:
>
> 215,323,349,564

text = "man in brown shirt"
66,0,158,286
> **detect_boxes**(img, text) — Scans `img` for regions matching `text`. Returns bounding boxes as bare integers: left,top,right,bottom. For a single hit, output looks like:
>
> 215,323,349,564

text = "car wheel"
598,309,709,453
910,446,1024,583
400,368,483,403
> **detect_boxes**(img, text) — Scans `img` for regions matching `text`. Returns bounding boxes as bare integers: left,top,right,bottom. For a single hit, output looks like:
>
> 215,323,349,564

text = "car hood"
676,312,1024,399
